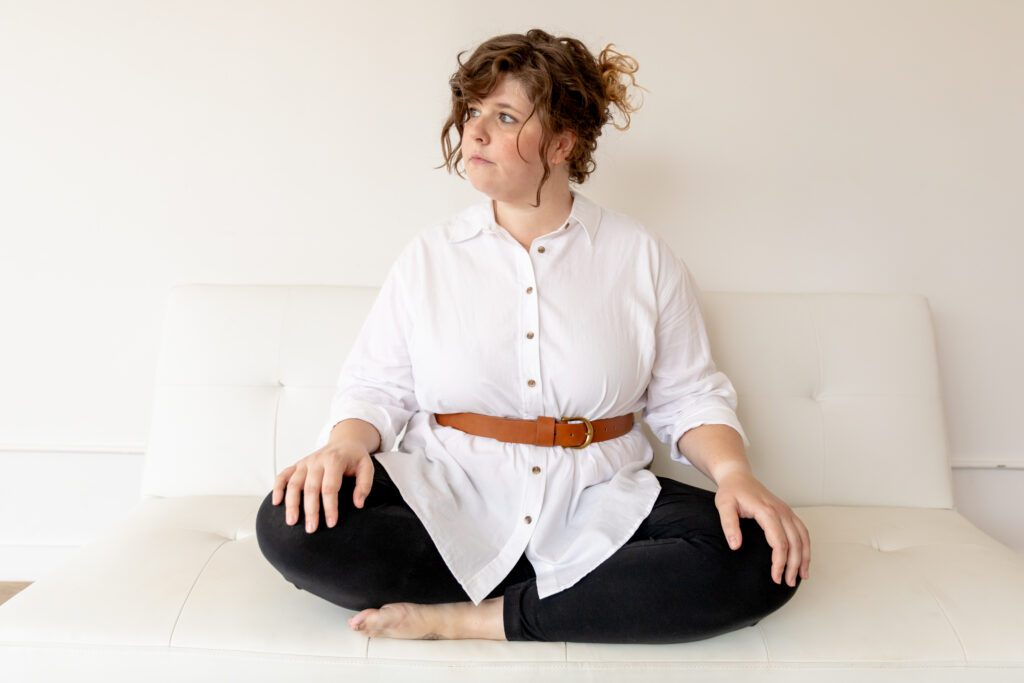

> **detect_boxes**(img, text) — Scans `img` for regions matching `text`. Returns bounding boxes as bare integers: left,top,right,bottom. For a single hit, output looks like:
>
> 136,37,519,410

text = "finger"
284,465,306,526
754,508,789,584
780,516,803,587
796,516,811,579
352,456,374,509
303,465,324,533
272,464,295,505
715,496,743,550
321,464,343,528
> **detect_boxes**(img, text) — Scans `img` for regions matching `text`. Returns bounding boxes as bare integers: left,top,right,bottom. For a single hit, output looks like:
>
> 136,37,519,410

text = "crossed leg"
255,460,799,643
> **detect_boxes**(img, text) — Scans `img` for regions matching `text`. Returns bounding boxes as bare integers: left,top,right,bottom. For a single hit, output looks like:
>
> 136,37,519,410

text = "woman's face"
461,75,550,206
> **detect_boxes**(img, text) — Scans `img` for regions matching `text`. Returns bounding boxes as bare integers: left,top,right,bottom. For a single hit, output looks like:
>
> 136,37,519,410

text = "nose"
466,114,489,144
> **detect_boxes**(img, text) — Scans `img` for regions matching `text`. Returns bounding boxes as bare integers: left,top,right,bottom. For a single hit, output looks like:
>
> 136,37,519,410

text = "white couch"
2,284,1023,682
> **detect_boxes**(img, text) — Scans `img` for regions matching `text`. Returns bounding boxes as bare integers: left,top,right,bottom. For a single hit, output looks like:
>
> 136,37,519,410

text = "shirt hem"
374,449,524,606
534,473,662,600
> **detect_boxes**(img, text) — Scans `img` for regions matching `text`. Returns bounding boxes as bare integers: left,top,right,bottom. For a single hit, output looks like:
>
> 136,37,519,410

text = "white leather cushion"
140,285,378,497
697,293,952,508
3,497,1022,667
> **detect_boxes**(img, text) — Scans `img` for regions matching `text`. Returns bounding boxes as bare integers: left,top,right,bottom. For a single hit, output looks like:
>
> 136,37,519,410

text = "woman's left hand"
713,469,811,587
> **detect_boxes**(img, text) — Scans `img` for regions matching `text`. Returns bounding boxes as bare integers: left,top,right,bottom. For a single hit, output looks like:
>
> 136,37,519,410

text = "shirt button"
526,286,534,294
526,332,535,339
524,515,533,524
527,379,536,387
532,466,541,474
537,246,546,253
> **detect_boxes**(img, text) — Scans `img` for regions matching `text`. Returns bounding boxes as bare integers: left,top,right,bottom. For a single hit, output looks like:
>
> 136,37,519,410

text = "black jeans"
255,454,799,644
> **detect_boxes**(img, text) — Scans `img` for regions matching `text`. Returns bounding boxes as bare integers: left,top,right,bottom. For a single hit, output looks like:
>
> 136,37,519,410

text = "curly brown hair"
440,29,644,206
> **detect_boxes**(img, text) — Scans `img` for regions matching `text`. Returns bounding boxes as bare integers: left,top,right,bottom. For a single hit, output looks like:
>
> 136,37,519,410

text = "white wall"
1,0,1021,579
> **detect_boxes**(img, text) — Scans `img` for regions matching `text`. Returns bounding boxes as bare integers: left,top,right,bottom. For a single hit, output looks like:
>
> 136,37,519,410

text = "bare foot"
348,602,443,639
347,597,505,640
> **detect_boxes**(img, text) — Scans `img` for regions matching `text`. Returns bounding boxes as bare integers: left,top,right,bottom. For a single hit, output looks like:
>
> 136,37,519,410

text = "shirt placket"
514,236,556,536
517,242,544,418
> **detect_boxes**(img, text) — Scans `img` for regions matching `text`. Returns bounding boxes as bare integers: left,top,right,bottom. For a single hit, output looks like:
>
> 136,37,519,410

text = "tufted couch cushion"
1,285,1022,682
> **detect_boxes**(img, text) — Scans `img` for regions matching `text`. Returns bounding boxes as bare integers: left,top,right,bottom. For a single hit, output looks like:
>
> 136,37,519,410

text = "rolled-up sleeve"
313,258,419,453
641,239,749,465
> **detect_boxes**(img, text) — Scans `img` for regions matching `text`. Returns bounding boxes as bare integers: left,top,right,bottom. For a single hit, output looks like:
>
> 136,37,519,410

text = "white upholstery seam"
167,538,231,647
4,640,1019,667
921,583,968,662
756,622,770,661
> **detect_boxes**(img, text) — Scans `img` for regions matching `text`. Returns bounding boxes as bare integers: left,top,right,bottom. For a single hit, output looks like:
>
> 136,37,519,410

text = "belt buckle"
560,416,594,449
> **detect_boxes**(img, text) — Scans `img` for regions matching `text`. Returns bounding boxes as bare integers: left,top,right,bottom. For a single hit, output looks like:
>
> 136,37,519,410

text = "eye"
467,107,481,119
498,113,517,124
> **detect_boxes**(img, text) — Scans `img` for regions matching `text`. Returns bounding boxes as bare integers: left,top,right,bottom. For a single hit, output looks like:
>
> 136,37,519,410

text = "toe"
348,608,375,631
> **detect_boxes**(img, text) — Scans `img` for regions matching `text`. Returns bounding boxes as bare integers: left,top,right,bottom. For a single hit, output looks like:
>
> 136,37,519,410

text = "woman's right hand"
271,441,375,534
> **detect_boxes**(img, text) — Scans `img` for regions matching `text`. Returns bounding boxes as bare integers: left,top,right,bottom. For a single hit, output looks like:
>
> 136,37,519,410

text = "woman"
255,28,810,644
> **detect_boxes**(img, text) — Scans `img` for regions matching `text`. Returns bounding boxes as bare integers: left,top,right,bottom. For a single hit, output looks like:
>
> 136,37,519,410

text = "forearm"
328,418,382,454
676,423,752,485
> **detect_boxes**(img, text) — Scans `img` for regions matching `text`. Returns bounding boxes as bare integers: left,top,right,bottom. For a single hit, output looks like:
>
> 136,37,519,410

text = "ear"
550,130,577,165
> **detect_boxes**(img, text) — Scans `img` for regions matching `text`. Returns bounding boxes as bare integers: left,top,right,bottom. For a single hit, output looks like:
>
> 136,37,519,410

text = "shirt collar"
445,191,601,245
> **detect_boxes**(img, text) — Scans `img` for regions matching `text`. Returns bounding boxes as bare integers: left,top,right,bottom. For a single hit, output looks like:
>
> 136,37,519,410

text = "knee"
255,491,281,553
253,490,391,611
255,490,301,576
732,518,801,616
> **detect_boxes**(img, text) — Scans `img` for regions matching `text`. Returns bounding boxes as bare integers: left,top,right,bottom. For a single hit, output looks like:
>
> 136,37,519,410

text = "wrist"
677,424,751,485
328,418,382,454
712,460,753,486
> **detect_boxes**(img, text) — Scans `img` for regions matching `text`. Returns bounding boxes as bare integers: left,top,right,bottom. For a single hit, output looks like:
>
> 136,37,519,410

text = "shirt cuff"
669,408,751,466
313,399,396,453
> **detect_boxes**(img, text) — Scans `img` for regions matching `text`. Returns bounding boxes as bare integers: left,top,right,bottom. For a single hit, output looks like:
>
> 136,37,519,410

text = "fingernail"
306,521,313,533
286,513,295,525
327,516,336,527
728,536,738,549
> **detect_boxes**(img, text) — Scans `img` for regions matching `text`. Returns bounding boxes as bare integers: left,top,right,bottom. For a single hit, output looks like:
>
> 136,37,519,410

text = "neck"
492,178,574,250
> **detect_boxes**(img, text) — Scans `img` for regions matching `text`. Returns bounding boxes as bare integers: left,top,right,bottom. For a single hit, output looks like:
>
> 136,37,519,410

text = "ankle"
456,597,505,641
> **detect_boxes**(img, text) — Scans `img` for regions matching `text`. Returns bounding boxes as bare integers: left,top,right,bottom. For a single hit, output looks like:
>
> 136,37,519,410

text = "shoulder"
595,204,661,246
585,196,681,267
583,197,699,303
384,201,489,277
409,200,491,249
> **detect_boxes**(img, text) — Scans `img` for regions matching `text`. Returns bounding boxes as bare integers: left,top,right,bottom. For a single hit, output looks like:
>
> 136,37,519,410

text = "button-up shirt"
313,191,749,604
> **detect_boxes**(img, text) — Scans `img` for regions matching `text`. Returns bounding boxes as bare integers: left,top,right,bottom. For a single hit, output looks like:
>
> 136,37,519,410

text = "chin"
466,177,500,201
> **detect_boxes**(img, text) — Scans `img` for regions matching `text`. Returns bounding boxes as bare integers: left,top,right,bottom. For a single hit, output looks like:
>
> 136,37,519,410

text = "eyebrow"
494,102,525,114
470,99,526,115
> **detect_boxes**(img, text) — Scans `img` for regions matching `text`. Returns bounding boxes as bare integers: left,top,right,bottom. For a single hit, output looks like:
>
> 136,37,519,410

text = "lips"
468,154,493,165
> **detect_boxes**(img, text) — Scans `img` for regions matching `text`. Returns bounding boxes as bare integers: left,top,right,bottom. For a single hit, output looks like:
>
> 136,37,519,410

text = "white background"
1,0,1021,579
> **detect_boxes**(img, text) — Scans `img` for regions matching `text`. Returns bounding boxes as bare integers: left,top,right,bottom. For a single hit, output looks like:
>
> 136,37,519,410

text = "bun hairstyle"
441,29,644,205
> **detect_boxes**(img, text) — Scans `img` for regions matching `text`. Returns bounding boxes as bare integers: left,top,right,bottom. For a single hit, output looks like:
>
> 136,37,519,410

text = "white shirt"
314,191,749,605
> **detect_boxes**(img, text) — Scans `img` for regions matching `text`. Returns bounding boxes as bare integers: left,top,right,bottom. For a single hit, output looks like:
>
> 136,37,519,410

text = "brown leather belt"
434,412,634,449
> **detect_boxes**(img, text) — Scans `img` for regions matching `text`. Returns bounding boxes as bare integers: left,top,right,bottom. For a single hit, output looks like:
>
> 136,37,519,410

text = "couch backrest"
141,285,953,508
